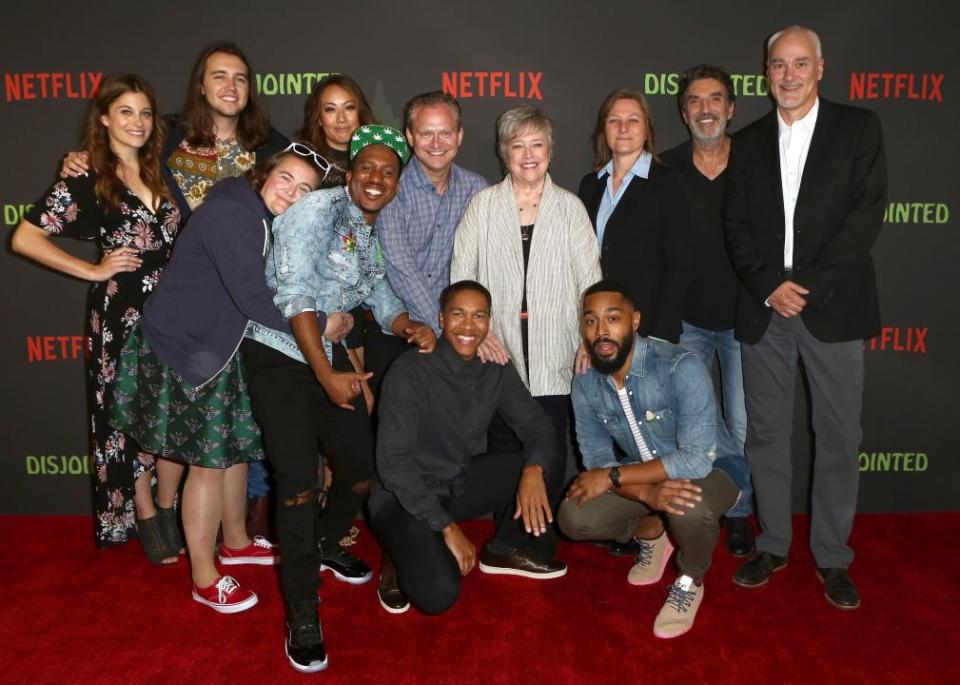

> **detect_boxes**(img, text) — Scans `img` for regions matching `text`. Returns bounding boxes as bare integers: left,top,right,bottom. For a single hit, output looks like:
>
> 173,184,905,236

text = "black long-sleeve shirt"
369,338,556,531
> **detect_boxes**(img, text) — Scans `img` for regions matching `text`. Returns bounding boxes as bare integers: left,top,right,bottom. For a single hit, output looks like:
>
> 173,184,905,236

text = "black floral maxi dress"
25,174,180,547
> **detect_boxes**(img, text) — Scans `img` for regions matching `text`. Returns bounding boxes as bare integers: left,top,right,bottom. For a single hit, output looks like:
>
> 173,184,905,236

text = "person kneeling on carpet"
370,280,568,615
558,280,741,639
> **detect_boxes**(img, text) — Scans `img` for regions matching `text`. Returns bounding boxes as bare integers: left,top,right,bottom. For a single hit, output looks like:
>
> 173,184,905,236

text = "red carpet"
1,514,957,684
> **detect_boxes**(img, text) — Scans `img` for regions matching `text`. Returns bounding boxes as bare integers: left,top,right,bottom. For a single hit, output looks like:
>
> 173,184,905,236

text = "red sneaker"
219,535,280,566
192,575,258,614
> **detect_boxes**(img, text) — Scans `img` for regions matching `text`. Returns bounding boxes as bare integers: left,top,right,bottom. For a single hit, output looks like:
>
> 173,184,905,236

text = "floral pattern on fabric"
25,174,180,547
168,138,256,210
110,327,265,468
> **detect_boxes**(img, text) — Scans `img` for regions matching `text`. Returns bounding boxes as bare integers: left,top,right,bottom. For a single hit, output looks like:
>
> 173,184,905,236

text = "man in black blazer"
724,25,886,610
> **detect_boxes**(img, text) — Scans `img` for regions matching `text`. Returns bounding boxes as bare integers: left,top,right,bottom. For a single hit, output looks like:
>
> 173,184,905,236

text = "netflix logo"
4,72,104,102
849,73,943,102
441,72,543,100
26,335,90,362
865,327,927,354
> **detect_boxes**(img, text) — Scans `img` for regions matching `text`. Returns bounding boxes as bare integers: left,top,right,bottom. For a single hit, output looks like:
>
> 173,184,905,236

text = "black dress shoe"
478,543,567,579
377,556,410,614
733,551,788,588
724,517,755,557
817,567,860,610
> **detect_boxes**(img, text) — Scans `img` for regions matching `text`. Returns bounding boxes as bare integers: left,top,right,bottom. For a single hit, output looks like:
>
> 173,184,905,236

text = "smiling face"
506,126,550,185
604,98,647,158
259,155,321,215
682,77,735,144
101,91,154,154
201,51,250,120
346,145,401,223
318,84,360,150
439,288,490,361
581,290,641,376
767,29,823,122
407,103,463,178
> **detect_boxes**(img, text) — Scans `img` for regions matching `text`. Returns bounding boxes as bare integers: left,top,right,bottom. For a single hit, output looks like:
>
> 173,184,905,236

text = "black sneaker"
319,544,373,585
285,601,328,674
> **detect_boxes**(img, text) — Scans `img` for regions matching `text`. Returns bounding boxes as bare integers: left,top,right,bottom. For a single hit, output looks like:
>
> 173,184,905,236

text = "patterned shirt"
376,159,487,332
167,138,256,210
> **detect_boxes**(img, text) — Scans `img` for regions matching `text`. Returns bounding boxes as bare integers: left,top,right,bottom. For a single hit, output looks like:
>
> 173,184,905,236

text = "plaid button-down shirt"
376,158,487,332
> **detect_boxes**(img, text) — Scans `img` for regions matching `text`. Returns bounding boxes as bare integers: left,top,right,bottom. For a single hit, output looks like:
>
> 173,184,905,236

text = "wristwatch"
608,466,621,489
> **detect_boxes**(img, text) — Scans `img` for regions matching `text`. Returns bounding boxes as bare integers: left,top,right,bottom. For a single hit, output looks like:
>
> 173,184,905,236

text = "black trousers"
372,450,564,615
242,339,374,606
362,316,413,400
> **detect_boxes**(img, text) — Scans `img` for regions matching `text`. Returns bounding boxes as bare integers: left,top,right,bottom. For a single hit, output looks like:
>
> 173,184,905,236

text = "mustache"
696,114,720,123
592,337,620,351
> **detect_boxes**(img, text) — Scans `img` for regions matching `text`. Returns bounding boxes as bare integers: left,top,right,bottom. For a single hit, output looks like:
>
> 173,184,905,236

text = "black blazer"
578,160,691,343
723,98,887,344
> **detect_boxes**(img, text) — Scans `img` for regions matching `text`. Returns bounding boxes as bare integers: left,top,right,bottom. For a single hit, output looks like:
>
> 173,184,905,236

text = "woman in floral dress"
12,74,180,563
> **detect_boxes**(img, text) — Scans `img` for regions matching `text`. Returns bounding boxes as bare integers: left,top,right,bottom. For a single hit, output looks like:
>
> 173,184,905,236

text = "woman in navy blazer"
578,89,691,343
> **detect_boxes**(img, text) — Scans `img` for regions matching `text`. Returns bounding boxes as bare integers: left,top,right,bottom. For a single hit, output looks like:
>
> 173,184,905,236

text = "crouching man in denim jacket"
558,279,741,639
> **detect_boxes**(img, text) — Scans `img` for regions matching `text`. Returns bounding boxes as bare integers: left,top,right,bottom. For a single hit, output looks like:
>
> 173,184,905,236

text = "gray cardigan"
451,173,601,396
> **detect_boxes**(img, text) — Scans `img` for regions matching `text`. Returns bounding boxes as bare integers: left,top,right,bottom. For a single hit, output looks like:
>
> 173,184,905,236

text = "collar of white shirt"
777,97,820,145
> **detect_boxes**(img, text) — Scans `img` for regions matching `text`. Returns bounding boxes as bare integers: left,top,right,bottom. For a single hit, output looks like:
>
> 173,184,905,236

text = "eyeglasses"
282,142,332,181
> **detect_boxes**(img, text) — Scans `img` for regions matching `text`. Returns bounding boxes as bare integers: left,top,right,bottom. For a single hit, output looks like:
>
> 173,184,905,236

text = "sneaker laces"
251,535,274,549
665,579,698,613
634,538,655,568
215,576,239,602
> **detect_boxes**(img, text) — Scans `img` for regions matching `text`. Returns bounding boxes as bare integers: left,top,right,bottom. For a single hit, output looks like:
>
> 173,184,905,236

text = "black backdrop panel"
1,2,955,515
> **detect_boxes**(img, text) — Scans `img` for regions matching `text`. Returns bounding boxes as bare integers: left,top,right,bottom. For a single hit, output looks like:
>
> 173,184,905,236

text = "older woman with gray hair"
452,105,600,472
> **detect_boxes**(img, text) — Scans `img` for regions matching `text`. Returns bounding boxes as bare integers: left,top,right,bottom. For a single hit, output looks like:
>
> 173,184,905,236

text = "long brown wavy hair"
82,73,171,212
590,88,659,170
294,74,376,158
178,41,271,150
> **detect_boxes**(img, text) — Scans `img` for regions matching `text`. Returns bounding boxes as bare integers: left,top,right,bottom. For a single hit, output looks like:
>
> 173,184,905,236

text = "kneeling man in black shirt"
370,280,567,614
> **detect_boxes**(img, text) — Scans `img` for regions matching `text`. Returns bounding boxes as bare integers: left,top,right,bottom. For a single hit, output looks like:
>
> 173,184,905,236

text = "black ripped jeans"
242,339,374,608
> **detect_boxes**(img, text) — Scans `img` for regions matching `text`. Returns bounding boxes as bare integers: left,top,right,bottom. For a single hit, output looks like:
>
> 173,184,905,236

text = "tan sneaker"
627,531,674,586
653,575,704,639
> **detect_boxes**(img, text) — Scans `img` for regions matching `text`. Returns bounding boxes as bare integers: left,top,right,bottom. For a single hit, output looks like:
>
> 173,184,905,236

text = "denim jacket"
246,186,406,363
572,335,738,480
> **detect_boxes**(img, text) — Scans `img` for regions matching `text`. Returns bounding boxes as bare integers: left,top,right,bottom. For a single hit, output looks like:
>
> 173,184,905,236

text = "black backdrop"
1,2,955,516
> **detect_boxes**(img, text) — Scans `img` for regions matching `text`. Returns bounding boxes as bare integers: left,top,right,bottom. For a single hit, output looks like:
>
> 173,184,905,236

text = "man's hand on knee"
441,523,476,576
514,465,552,536
645,479,703,516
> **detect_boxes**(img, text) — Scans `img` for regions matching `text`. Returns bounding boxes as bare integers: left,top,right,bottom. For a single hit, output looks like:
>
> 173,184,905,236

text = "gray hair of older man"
495,105,554,167
766,25,823,60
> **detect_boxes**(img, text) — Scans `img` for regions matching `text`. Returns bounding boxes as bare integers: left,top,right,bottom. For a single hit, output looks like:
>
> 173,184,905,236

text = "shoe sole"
816,571,861,610
285,642,328,673
191,590,259,614
653,624,694,639
219,556,280,566
320,564,373,585
733,559,788,589
627,539,675,586
478,562,568,580
378,591,411,615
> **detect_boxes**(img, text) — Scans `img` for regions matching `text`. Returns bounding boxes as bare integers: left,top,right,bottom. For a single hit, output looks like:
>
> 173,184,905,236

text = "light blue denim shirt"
572,334,739,479
246,186,406,363
595,151,652,247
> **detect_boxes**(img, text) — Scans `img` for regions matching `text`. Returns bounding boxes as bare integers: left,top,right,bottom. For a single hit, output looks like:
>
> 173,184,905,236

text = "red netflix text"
4,72,103,102
26,336,91,362
849,73,943,102
865,327,927,354
442,72,543,100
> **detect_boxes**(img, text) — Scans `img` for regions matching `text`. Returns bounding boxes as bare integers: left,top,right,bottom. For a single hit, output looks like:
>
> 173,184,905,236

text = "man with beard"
661,65,754,557
558,280,741,638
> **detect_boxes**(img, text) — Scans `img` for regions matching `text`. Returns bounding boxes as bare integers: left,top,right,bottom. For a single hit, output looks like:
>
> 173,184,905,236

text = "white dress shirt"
777,97,819,270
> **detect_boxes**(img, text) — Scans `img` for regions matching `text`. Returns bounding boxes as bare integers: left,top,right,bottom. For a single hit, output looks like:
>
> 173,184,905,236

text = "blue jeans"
247,460,272,498
680,321,752,517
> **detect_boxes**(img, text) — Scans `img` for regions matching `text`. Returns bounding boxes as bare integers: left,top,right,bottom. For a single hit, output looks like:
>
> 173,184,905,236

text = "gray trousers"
558,469,738,578
741,314,864,568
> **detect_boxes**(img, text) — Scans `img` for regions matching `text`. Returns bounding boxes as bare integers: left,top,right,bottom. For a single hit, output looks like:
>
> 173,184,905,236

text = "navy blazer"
578,160,692,343
723,98,887,344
